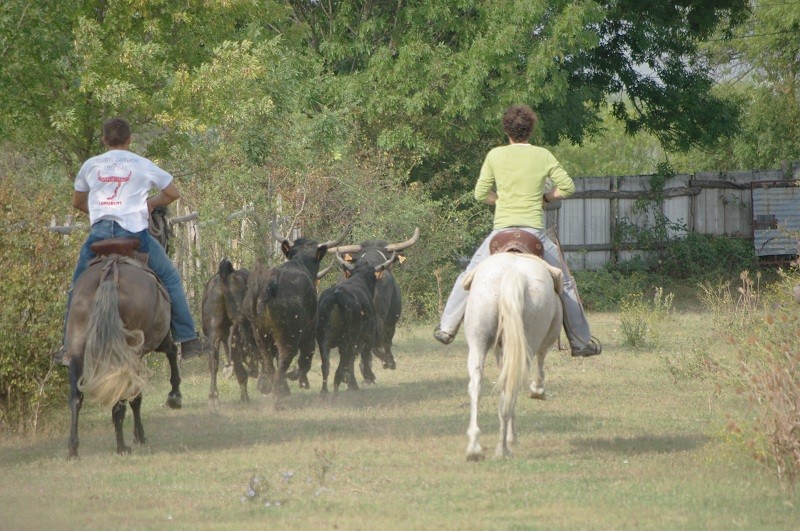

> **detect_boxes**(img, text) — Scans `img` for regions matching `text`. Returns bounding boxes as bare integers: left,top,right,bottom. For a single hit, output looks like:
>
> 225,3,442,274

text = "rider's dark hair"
502,104,538,142
102,118,132,148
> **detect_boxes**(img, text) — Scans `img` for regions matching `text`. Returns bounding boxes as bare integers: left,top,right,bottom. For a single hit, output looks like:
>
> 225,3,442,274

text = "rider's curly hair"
502,104,538,142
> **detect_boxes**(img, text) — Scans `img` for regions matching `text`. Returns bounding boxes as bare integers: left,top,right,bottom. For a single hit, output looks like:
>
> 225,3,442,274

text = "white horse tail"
496,268,530,418
79,277,149,408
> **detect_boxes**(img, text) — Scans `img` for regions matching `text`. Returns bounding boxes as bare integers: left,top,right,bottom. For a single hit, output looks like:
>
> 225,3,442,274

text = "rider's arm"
72,190,89,214
146,182,180,213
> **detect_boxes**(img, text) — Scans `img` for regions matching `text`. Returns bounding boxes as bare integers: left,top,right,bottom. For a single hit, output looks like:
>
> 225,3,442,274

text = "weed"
619,287,673,348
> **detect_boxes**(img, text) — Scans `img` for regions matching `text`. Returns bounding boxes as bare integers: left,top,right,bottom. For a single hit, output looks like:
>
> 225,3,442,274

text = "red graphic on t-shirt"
98,170,131,201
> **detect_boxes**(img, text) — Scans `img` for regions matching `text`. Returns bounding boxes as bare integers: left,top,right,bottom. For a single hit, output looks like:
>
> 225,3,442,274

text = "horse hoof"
466,452,485,462
383,361,396,370
286,368,299,381
117,445,132,455
528,391,546,400
167,393,182,409
299,377,310,389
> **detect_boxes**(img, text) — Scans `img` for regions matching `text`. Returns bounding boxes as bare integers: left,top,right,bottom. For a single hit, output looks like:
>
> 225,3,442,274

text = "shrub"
619,287,674,348
701,269,800,487
0,166,73,433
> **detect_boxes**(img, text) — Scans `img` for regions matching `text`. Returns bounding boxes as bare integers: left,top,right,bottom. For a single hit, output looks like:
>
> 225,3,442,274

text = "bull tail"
495,269,530,419
219,258,234,284
79,277,149,408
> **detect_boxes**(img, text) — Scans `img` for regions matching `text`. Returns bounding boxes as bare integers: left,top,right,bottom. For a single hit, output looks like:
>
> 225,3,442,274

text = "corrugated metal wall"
550,163,800,271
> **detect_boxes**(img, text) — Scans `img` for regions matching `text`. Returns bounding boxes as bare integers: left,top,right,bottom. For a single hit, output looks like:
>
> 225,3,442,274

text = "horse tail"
79,277,149,408
496,268,530,418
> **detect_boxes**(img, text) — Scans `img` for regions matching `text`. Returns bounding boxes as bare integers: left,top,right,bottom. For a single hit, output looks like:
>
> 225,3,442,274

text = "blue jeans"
65,220,198,343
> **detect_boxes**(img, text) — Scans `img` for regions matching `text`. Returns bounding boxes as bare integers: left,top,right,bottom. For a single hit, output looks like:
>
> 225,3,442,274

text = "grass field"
1,312,799,529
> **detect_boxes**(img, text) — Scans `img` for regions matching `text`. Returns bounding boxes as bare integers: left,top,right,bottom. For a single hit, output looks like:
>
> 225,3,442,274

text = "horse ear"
375,270,385,280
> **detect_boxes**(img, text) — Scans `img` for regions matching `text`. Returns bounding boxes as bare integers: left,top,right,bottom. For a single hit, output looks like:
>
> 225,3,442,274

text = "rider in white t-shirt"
54,118,210,364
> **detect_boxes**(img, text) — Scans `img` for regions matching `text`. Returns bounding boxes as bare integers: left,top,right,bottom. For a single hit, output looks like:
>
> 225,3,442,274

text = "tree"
279,0,751,196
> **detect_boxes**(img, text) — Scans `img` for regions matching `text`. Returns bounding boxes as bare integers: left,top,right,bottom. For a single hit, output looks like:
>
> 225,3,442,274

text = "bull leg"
466,345,487,462
68,358,84,459
251,326,275,395
334,344,357,392
297,333,316,389
130,393,146,445
273,343,294,397
359,346,376,385
224,321,250,402
347,352,361,391
372,342,396,370
222,324,235,378
319,337,331,394
112,400,131,455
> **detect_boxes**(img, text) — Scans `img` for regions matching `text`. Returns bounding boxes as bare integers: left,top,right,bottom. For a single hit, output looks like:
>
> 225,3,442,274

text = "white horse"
463,252,563,461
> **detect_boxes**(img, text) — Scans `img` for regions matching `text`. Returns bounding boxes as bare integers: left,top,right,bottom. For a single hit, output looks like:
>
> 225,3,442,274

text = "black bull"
315,252,396,392
293,227,419,385
239,224,348,404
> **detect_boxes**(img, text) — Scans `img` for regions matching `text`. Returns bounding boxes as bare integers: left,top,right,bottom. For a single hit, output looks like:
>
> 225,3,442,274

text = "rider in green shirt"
435,104,601,357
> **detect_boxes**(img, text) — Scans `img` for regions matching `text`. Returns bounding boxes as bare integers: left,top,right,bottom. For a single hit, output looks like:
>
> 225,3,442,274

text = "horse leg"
529,349,547,400
68,359,84,459
496,390,515,458
112,400,132,455
130,393,146,445
164,341,182,409
466,346,486,462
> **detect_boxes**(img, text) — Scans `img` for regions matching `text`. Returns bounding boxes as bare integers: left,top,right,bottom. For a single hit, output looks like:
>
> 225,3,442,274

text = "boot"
180,338,212,360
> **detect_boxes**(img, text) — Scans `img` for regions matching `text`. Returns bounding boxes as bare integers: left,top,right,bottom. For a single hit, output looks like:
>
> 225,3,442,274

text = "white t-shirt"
74,150,173,233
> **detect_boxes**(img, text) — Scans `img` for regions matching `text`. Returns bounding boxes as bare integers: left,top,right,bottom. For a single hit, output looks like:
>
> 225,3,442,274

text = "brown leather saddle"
89,237,149,266
88,237,168,300
489,229,544,258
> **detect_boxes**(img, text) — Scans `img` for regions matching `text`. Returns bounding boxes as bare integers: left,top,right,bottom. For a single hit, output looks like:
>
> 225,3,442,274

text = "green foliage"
619,287,674,348
573,268,650,311
0,155,72,432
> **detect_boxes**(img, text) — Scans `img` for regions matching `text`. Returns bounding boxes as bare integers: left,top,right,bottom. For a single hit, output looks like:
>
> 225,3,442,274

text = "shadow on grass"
570,434,708,455
3,373,609,462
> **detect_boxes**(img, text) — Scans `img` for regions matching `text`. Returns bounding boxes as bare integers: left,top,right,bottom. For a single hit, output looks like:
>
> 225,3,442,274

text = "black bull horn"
326,227,420,256
270,220,351,249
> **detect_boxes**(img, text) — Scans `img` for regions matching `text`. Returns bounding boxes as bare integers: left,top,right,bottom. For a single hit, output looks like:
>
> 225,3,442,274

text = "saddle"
90,237,149,265
489,229,544,258
90,237,140,257
87,238,168,301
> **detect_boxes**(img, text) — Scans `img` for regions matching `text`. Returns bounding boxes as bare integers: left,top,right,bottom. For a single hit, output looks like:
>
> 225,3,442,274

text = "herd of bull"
200,222,420,408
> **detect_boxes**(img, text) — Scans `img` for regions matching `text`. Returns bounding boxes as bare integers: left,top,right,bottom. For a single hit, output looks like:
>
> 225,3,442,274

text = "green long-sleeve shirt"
474,143,575,230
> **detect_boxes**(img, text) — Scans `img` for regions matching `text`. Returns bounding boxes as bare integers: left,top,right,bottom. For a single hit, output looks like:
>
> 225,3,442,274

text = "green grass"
1,313,799,529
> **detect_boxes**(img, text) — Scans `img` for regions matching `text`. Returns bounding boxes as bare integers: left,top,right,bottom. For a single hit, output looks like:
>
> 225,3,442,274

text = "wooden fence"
549,162,800,271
